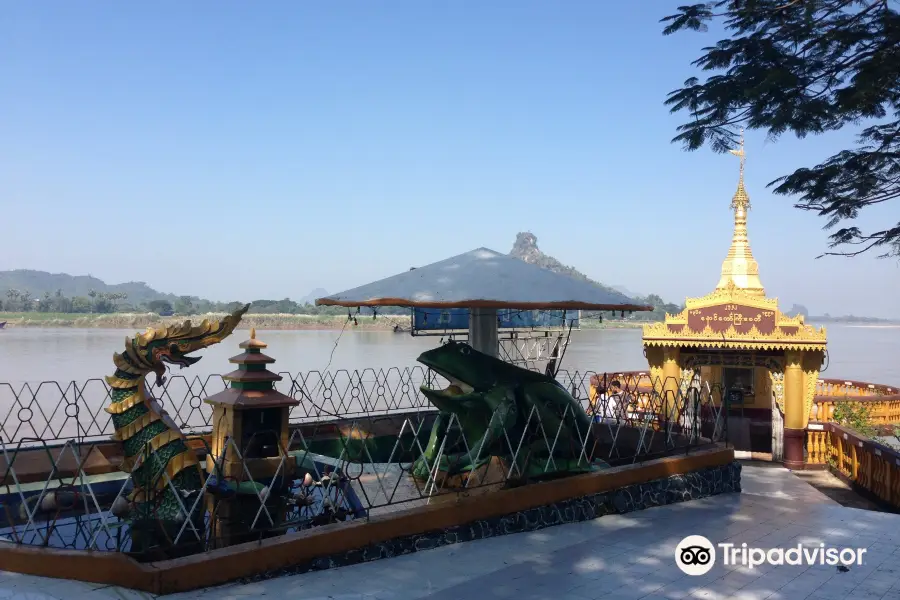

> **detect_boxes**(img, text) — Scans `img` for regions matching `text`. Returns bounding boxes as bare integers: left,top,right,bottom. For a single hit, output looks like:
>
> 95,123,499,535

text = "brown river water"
2,325,897,386
0,325,897,442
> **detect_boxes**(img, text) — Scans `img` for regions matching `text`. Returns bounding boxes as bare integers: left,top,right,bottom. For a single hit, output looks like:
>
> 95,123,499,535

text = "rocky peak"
511,232,541,264
508,231,618,293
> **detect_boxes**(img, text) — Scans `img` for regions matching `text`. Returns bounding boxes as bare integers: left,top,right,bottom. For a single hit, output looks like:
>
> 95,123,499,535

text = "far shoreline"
0,312,647,331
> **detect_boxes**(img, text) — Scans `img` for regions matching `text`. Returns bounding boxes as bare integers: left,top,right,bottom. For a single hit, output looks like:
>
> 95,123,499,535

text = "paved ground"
3,463,900,600
792,467,886,512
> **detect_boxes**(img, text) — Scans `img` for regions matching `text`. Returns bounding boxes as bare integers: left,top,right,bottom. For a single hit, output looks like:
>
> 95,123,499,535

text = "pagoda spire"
715,128,765,296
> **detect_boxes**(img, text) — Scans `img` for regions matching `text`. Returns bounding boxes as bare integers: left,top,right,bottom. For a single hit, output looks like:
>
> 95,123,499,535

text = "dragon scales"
105,304,248,531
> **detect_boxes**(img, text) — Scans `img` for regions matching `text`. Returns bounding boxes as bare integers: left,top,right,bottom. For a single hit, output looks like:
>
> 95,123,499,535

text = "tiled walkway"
2,464,900,600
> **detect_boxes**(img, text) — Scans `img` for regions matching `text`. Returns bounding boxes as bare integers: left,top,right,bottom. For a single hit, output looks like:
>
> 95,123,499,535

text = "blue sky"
2,1,898,317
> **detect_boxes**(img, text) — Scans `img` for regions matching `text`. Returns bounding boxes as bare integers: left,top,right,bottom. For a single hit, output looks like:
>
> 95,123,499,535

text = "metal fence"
0,368,728,558
1,368,716,444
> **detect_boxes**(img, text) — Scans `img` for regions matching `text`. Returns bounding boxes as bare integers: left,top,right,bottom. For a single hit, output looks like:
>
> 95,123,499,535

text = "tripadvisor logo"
675,536,868,575
675,535,716,576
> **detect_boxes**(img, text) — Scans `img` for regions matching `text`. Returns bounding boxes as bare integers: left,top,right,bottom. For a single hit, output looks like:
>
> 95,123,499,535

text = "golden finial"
239,326,267,349
728,127,745,178
727,128,750,210
715,126,764,296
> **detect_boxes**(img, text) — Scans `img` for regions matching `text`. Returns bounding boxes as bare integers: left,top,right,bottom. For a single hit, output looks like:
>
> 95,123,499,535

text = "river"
2,325,897,386
0,325,897,443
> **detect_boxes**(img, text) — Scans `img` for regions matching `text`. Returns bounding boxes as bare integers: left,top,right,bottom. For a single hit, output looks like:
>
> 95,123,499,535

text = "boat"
0,321,6,329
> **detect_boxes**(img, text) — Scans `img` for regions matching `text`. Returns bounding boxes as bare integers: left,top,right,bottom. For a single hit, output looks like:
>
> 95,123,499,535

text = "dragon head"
416,340,549,401
114,304,250,386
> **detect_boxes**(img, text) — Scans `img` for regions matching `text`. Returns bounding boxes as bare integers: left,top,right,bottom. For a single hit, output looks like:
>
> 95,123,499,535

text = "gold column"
661,347,682,420
783,350,806,469
645,346,664,392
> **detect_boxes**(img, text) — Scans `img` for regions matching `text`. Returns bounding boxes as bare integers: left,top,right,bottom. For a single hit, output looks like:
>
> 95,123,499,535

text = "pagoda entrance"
682,351,784,458
643,286,827,465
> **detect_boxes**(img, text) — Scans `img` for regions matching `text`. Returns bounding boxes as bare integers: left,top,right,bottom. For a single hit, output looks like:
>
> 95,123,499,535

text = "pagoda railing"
806,422,900,510
581,371,900,423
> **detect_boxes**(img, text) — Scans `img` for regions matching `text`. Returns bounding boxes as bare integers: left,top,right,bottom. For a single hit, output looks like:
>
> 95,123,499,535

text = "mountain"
508,232,624,296
299,288,329,305
0,269,180,305
611,285,644,299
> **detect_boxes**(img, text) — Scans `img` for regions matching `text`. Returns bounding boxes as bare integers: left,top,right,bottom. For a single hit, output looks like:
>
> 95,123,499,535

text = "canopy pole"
469,307,499,357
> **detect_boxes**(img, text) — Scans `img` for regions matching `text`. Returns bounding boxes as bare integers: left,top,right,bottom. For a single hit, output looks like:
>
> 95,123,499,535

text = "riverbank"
0,312,400,331
0,312,645,331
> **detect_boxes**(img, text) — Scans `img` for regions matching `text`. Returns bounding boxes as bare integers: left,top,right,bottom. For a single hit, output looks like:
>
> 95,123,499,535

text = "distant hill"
0,269,180,305
611,285,644,299
508,232,626,297
299,288,329,305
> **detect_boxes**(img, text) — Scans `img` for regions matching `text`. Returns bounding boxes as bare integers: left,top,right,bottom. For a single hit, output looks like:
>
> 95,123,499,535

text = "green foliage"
0,269,171,306
173,296,194,315
147,300,174,315
582,293,684,322
662,1,900,257
832,399,877,438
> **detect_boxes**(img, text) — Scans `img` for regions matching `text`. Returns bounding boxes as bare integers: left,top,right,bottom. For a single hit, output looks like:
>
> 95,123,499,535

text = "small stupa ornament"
204,326,299,480
715,128,765,297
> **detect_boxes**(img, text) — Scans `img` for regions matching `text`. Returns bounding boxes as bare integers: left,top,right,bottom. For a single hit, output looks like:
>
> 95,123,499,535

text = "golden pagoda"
715,130,765,296
642,132,827,468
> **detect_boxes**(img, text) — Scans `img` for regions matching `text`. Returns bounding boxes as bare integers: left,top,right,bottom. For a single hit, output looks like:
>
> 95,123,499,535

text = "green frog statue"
411,340,608,484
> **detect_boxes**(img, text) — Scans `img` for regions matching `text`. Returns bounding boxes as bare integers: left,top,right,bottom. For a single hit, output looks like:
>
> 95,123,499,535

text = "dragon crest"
107,304,250,390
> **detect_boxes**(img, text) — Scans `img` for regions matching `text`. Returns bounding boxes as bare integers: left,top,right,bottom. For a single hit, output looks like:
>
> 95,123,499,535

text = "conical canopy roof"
316,248,650,311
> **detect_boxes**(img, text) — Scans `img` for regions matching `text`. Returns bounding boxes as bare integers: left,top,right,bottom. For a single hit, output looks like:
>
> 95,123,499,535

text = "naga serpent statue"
411,340,608,483
105,304,249,544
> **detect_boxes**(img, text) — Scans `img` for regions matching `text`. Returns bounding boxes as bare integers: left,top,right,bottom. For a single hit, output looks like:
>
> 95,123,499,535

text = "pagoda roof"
316,248,650,311
222,369,283,384
204,388,299,408
228,351,276,365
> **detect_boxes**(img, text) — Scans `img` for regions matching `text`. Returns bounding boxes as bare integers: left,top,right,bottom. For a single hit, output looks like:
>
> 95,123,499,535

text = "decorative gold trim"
105,385,147,414
642,283,826,350
122,430,192,473
105,374,144,390
120,429,183,472
113,352,144,375
124,339,152,371
643,321,826,348
155,449,200,489
678,284,779,312
128,453,200,499
801,352,823,429
771,372,785,413
112,412,161,442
